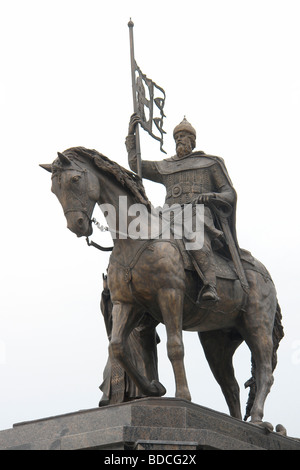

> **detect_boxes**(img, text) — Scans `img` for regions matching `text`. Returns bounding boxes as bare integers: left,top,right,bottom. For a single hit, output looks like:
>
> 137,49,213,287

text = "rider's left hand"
197,193,216,204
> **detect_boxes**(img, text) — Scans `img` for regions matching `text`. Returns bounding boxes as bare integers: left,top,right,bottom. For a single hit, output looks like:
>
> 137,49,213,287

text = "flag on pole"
128,20,167,158
134,61,167,154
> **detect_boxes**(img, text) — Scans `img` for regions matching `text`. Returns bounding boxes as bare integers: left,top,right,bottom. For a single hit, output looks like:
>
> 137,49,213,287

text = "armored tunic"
126,134,237,244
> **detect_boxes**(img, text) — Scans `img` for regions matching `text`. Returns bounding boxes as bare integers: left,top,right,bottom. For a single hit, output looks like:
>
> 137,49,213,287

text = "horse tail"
243,301,284,421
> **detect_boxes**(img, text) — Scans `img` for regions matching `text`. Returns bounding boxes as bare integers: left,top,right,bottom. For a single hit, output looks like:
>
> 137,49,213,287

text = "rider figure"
126,115,239,302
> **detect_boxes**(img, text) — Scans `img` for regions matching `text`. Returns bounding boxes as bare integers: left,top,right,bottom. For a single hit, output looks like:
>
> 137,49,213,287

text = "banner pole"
128,19,142,178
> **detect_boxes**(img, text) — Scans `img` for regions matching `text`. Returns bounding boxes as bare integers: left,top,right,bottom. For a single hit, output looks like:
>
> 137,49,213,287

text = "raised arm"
125,114,163,184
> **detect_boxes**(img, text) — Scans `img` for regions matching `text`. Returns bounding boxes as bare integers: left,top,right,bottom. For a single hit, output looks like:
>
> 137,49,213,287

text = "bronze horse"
41,146,284,430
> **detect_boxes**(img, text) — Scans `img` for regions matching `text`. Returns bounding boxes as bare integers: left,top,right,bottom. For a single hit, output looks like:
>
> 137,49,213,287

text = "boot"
189,248,219,303
201,284,220,302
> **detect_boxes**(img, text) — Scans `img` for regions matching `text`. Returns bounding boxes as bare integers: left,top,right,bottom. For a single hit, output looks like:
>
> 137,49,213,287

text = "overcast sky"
0,0,300,438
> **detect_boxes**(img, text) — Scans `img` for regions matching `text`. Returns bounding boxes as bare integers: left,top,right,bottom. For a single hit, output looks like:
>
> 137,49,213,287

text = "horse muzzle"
65,210,93,237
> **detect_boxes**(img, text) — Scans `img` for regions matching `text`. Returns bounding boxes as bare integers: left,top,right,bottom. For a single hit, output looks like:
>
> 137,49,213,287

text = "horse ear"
57,151,71,166
39,163,52,173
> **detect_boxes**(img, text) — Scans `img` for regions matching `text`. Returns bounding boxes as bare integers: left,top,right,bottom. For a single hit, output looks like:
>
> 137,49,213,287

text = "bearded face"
174,131,194,158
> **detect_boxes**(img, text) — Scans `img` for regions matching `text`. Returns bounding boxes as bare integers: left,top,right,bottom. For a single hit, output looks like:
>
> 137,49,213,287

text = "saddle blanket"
177,240,272,282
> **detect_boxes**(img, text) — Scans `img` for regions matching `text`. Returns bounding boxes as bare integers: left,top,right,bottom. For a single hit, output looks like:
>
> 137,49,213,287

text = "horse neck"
96,171,143,244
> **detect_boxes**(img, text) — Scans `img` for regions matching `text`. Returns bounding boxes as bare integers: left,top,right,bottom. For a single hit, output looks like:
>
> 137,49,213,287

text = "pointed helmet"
173,116,196,139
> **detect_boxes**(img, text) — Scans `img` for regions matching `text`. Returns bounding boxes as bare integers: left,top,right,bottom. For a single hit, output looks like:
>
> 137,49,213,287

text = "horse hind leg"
237,284,276,429
199,329,243,419
244,331,274,429
157,288,191,401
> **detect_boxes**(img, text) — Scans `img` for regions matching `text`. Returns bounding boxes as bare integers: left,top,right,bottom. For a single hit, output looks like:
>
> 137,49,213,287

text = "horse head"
40,150,100,237
41,146,152,240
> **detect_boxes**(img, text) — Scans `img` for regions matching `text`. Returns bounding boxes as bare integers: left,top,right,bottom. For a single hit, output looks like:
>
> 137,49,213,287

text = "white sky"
0,0,300,438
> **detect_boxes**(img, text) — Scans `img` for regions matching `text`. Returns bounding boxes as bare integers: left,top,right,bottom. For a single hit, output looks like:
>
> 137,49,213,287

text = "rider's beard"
176,141,192,158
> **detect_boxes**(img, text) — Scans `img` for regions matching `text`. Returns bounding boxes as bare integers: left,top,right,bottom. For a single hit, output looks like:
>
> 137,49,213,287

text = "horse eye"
72,175,81,183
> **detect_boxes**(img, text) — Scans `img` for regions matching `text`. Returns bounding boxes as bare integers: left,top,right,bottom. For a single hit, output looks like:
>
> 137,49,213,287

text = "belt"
166,182,203,199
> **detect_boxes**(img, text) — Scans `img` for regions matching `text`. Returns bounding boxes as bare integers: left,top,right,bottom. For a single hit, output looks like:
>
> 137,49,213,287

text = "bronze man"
126,115,238,302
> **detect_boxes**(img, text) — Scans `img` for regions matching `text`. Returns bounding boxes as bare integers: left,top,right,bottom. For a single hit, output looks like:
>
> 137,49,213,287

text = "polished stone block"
0,398,299,450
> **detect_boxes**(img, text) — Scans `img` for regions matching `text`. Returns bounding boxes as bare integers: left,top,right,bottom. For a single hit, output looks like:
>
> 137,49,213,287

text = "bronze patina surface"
41,136,284,431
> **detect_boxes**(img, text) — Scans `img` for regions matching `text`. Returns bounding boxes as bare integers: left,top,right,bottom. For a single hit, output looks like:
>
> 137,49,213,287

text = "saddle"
176,239,272,282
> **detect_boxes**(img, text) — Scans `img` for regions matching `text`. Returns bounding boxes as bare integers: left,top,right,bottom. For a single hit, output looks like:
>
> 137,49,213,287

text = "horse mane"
62,146,152,210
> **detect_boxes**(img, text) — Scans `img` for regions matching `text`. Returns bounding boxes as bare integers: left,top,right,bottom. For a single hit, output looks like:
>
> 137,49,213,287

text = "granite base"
0,398,299,450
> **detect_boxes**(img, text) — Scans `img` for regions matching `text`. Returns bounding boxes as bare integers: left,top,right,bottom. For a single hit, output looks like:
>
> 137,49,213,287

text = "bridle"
60,168,94,221
53,160,114,252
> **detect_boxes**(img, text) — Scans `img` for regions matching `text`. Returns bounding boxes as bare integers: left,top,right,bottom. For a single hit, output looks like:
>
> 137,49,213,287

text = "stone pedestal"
0,397,299,450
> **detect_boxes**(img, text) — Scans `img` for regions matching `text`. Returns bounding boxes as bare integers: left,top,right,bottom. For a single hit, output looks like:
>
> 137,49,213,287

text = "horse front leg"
157,288,191,401
109,301,166,398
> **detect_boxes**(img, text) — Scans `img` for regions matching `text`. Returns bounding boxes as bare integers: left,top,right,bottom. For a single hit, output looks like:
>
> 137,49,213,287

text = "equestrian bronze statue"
40,118,284,431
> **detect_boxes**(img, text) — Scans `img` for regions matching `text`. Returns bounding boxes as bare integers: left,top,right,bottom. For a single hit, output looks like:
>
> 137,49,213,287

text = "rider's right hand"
128,113,141,135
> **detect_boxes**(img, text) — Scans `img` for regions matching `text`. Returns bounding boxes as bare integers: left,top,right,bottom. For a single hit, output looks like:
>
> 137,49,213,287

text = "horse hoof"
251,421,274,433
276,424,287,436
149,380,166,397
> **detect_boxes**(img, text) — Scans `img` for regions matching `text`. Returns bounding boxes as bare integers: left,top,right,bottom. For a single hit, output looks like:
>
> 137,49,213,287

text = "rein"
86,218,114,252
85,198,233,253
85,215,153,252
